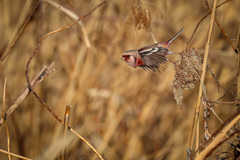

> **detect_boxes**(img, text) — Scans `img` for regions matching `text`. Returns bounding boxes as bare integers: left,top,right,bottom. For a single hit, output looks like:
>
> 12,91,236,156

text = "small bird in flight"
121,28,183,72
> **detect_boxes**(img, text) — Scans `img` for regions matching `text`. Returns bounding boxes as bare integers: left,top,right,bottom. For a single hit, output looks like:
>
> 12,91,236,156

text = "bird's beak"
121,56,125,61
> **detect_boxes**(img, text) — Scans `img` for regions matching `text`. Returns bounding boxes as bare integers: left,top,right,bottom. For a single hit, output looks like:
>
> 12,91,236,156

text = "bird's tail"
168,27,184,44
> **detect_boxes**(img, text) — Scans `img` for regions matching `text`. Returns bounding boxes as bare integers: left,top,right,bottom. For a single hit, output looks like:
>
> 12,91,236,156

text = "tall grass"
0,0,239,159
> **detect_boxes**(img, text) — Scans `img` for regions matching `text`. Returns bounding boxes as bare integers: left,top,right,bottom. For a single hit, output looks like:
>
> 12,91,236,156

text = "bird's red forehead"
121,55,131,61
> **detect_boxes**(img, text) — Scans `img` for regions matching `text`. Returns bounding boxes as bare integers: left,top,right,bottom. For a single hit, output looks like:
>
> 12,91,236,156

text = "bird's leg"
167,58,180,65
166,52,181,65
168,59,177,64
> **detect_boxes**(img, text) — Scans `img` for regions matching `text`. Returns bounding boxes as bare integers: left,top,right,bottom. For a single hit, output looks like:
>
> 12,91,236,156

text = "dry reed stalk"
237,27,240,104
64,46,87,103
206,100,239,104
2,78,6,121
205,1,238,54
25,2,106,159
0,0,40,62
190,0,218,156
25,0,106,126
97,104,126,155
34,126,104,160
2,78,11,160
187,0,231,49
195,26,240,160
148,27,157,43
69,128,104,160
0,62,56,126
195,113,240,159
2,123,11,160
43,0,91,48
204,110,240,149
60,104,71,160
0,149,31,160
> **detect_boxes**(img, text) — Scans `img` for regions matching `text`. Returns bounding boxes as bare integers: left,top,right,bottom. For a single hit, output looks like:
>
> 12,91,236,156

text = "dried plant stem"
190,0,218,156
204,109,240,148
2,78,11,160
69,128,104,160
3,122,11,160
237,27,240,50
43,0,91,48
203,106,210,142
60,105,71,160
0,62,56,126
25,2,106,160
0,149,31,160
25,0,106,126
187,0,230,49
2,78,6,120
0,0,40,62
148,27,157,43
205,1,238,54
206,100,240,104
195,114,240,159
237,27,240,104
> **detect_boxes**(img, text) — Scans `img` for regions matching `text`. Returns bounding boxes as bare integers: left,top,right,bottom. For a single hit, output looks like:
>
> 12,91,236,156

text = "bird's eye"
125,55,130,58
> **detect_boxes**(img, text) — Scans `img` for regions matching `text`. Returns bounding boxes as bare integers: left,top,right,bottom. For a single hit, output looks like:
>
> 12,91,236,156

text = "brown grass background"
0,0,240,159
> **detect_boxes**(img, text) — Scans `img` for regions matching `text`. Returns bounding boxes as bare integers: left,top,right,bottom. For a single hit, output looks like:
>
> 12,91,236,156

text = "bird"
121,28,183,72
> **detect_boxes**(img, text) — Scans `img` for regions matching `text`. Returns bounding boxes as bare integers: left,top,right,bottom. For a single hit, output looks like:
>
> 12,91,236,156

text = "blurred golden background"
0,0,240,159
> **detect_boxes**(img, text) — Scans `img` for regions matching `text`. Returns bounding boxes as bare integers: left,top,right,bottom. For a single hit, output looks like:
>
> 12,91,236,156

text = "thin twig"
204,109,240,147
203,102,211,142
25,0,106,126
69,128,104,160
2,78,11,160
60,105,71,160
196,120,240,159
190,0,218,156
3,122,11,160
187,0,231,49
2,78,6,120
237,27,240,108
187,1,234,151
43,0,91,48
206,65,236,98
206,100,239,104
0,0,40,62
236,27,240,51
205,1,238,54
0,62,56,126
25,1,106,160
196,66,234,138
148,27,157,44
0,149,31,160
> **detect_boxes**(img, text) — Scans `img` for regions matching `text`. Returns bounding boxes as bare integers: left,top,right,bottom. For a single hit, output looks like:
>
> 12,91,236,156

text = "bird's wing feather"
140,65,166,73
139,46,168,67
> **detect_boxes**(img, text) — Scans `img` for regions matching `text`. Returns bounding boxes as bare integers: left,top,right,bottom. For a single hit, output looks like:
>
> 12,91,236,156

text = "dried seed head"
126,1,151,30
172,46,202,108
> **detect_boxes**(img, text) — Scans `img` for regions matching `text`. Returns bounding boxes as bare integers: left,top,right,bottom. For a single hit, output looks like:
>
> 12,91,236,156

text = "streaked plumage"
121,28,183,72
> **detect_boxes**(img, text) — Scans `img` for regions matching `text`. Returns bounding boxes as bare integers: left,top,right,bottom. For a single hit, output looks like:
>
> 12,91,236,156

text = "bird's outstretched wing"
138,45,168,72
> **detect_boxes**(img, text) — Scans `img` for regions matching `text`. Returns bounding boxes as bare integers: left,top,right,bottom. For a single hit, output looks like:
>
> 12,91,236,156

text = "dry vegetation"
0,0,240,159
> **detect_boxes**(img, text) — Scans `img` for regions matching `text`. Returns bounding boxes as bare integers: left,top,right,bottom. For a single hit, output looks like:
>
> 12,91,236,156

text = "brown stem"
0,62,55,126
190,0,218,156
187,0,231,49
25,1,107,160
205,1,238,54
0,0,41,62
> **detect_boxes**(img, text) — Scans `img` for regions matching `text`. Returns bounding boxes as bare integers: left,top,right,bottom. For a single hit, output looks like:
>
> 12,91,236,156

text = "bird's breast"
137,58,145,66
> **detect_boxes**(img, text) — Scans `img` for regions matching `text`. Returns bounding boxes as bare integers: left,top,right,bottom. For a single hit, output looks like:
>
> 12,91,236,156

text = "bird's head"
121,50,138,67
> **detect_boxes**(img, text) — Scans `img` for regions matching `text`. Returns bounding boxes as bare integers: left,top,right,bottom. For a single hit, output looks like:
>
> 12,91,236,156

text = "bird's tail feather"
168,27,184,44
